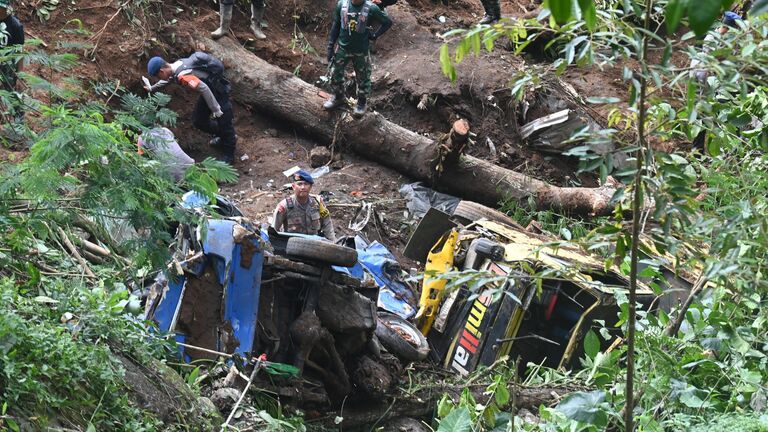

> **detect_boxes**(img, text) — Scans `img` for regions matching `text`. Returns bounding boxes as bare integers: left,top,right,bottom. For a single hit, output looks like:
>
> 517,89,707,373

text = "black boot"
478,0,500,24
210,134,237,148
219,153,235,165
491,0,501,22
353,96,367,118
323,93,344,110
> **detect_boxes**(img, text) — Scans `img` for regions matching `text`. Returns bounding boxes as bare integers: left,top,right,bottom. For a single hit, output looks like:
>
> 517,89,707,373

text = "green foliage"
0,279,169,430
0,45,236,429
498,197,597,241
118,91,178,129
36,0,60,22
687,413,768,432
435,375,515,432
435,1,768,431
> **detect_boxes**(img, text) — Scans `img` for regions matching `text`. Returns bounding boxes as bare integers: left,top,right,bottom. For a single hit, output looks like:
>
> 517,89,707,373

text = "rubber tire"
375,312,429,363
285,237,358,267
452,200,522,228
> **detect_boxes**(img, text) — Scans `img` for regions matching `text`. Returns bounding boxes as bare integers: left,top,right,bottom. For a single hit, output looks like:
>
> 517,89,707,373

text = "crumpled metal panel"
152,274,187,333
221,238,263,356
203,219,238,271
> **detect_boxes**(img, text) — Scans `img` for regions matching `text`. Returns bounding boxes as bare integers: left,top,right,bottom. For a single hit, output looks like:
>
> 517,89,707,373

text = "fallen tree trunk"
189,36,618,216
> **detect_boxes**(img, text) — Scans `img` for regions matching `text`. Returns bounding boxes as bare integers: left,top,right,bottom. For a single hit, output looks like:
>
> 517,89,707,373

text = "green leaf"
7,418,20,432
437,394,454,418
584,329,600,359
495,384,510,406
577,0,596,31
556,391,608,427
440,44,457,82
688,0,722,37
547,0,573,24
665,0,687,34
437,407,472,432
186,366,201,386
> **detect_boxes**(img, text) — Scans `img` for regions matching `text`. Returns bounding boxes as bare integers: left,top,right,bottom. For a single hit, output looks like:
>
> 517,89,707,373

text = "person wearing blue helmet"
272,169,337,241
144,52,237,164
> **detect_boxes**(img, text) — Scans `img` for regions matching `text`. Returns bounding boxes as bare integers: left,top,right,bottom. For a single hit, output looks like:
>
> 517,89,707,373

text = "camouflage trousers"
330,50,371,98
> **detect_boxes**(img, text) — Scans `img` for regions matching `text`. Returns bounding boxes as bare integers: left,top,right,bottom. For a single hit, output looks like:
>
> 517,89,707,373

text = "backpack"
177,52,230,94
180,52,225,78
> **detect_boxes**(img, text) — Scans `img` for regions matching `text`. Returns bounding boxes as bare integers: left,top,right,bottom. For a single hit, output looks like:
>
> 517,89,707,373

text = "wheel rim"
383,318,422,347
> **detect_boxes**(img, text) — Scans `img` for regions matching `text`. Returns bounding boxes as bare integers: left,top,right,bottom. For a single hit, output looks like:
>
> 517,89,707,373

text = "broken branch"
57,226,96,278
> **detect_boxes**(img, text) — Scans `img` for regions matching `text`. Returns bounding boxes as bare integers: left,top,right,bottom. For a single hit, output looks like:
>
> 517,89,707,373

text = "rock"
210,387,241,413
265,128,278,137
517,408,540,425
118,354,222,429
381,417,429,432
197,396,220,418
310,146,332,168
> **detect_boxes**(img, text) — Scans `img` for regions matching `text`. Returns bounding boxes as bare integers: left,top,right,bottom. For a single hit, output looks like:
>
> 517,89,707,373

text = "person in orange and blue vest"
272,170,337,241
144,53,237,164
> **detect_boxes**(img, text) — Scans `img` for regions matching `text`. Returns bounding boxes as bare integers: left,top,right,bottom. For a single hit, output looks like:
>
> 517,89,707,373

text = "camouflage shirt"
332,0,390,54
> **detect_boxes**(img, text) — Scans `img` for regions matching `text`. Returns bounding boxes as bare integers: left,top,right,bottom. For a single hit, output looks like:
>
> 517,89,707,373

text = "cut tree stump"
186,36,620,216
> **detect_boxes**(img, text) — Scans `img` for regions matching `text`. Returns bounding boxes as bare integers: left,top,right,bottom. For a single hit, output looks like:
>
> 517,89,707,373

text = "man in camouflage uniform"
272,170,337,241
479,0,500,24
324,0,392,118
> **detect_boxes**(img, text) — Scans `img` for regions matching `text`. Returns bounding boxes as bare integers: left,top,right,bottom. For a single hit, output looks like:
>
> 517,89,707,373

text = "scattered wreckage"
406,204,695,375
145,191,693,409
145,192,427,405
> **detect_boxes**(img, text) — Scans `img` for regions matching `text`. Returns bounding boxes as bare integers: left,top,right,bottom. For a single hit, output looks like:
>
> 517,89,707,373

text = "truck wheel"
452,200,522,229
375,312,429,363
285,237,358,267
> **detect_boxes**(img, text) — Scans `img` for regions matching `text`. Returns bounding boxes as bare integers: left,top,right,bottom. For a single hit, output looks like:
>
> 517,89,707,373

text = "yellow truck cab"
407,208,669,375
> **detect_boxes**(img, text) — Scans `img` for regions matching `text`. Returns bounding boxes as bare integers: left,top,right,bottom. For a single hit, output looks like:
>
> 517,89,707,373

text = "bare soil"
13,0,640,256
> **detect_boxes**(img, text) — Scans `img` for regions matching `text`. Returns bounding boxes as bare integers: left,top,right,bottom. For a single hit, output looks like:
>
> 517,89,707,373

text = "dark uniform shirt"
1,15,24,88
332,0,390,54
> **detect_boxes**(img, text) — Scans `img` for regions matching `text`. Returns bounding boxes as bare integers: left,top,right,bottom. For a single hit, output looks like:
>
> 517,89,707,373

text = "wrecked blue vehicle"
145,193,426,404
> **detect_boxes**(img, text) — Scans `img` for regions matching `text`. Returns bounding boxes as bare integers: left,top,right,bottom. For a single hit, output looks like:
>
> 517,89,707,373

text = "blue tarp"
334,239,417,319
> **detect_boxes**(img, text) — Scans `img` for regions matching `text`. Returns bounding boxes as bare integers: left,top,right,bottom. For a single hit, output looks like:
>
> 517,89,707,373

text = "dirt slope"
13,0,633,253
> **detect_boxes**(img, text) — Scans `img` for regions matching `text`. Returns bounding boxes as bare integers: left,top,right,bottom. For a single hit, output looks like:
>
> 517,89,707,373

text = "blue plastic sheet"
354,241,417,319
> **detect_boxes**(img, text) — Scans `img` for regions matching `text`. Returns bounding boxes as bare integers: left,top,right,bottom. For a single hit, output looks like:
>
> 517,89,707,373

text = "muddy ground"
10,0,659,259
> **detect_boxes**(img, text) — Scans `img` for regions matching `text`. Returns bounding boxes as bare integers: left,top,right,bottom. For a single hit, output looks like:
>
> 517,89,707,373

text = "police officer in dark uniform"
145,53,237,164
272,170,337,241
0,0,25,121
